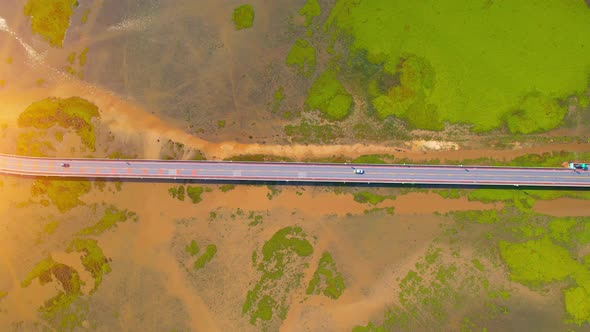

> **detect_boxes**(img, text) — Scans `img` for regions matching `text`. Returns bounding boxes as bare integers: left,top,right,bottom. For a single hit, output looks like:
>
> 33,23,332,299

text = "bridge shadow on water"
17,175,590,192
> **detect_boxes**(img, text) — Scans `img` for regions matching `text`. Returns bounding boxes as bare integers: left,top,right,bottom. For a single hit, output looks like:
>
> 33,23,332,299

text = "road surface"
1,153,589,187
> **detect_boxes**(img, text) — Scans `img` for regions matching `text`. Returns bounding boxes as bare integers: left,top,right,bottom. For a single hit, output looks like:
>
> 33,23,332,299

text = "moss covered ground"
232,4,254,30
31,179,92,213
286,39,316,77
24,0,79,47
17,97,100,151
306,252,345,299
66,238,112,291
243,226,313,327
305,68,353,120
77,205,137,236
325,0,590,132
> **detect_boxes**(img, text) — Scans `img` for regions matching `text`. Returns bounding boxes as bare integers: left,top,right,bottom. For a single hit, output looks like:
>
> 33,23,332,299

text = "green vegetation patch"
286,39,316,77
499,237,581,286
306,252,345,299
194,244,217,270
232,4,255,30
24,0,79,47
187,186,205,204
368,54,443,130
31,179,92,213
18,97,100,151
185,240,199,256
243,227,313,326
168,185,185,201
21,255,89,329
219,184,235,192
298,0,321,27
353,191,396,205
326,0,590,132
77,205,137,236
66,238,112,291
305,68,353,120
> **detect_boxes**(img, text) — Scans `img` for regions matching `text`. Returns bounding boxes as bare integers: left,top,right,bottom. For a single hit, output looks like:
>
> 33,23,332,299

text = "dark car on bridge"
60,163,70,168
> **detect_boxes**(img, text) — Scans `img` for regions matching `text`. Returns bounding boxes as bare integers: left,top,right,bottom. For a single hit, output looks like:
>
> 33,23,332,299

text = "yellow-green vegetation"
306,252,345,299
243,227,313,326
247,211,264,227
355,244,510,331
266,185,281,200
305,68,353,120
271,87,285,113
447,189,590,326
500,237,590,325
499,238,580,285
66,238,111,291
187,186,206,204
284,119,342,144
168,185,207,203
66,52,76,64
232,4,255,30
217,120,226,129
185,240,199,256
363,206,395,216
168,185,185,201
18,97,100,151
325,1,590,133
219,184,235,192
16,131,55,156
298,0,321,27
368,54,443,130
353,191,395,205
31,179,92,212
37,78,45,86
194,244,217,270
43,220,59,235
24,0,79,47
286,39,316,77
78,47,88,66
77,205,137,236
0,290,6,299
81,8,90,24
6,57,12,64
21,255,88,330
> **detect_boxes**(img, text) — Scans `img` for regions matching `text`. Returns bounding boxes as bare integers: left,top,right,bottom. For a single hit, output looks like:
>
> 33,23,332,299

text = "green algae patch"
0,290,6,300
24,0,78,47
353,191,395,205
66,238,112,291
168,185,185,201
305,68,353,120
21,255,90,329
298,0,321,27
325,1,590,132
32,179,92,213
368,54,443,130
499,237,580,286
194,244,217,270
81,8,90,24
286,39,316,77
232,4,254,30
271,87,285,113
187,186,205,204
243,226,313,327
306,252,345,299
505,92,566,134
18,97,100,151
185,240,199,256
219,184,235,192
565,286,590,326
77,206,137,236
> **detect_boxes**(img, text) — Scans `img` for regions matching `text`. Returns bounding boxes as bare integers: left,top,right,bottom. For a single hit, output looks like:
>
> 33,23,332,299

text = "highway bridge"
1,153,590,188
